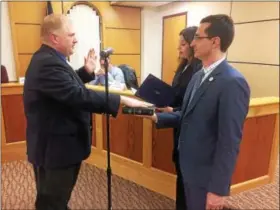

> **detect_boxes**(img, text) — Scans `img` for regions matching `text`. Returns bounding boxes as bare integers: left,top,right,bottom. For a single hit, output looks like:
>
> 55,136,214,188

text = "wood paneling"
105,29,140,54
15,24,41,53
231,115,276,184
110,55,141,77
152,126,176,174
91,115,96,147
8,1,142,81
1,95,26,143
18,55,32,78
63,2,141,29
51,1,63,14
102,110,143,163
231,2,279,23
8,1,47,80
152,114,278,181
1,84,279,199
228,20,279,65
1,142,27,162
9,2,46,24
104,6,141,29
162,13,186,85
229,63,279,98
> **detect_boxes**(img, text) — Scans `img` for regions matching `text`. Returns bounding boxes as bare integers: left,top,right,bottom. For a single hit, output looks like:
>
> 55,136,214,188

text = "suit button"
90,126,93,130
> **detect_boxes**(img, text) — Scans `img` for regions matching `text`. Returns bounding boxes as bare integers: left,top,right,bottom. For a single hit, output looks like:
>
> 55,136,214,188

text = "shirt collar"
54,50,67,63
202,56,226,75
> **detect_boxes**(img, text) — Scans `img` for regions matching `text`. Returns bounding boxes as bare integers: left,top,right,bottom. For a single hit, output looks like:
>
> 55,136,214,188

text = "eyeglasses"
193,35,213,40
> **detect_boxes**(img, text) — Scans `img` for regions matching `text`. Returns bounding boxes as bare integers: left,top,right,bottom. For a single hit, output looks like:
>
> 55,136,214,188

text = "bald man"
23,14,147,210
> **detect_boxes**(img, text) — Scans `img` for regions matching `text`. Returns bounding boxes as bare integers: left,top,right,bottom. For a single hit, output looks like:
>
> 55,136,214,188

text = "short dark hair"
200,14,234,52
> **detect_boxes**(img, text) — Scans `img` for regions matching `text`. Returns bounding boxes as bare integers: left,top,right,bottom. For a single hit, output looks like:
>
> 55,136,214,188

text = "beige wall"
228,2,279,97
141,1,279,98
141,1,231,81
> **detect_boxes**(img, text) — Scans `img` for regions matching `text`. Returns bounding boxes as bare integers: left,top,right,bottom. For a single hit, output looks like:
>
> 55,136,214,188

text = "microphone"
122,106,155,116
100,47,113,58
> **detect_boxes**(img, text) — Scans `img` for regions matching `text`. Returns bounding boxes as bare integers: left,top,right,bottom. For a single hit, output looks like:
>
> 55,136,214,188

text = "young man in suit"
148,14,250,210
23,14,148,210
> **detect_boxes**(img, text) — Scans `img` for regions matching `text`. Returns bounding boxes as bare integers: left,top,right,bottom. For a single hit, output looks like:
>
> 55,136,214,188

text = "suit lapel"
41,44,85,86
180,73,198,118
183,60,228,117
64,62,84,85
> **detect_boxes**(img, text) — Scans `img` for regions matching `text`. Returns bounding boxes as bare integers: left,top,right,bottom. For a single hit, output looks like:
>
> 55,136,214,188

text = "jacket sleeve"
37,60,120,117
156,111,182,129
173,106,181,112
208,77,250,196
75,67,95,83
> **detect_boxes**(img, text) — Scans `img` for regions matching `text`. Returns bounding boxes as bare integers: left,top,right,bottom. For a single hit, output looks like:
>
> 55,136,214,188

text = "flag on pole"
46,1,53,15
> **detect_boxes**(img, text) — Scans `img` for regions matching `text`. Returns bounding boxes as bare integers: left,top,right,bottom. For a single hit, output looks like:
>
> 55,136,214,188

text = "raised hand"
84,48,97,74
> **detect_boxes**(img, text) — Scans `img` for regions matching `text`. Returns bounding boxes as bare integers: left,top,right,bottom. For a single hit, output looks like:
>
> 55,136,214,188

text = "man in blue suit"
150,14,250,209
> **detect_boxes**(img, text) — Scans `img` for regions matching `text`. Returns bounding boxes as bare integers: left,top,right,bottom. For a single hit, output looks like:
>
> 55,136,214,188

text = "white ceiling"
110,1,174,8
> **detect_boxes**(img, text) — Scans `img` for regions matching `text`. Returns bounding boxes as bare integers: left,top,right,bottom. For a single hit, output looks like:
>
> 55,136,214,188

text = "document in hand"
135,74,176,107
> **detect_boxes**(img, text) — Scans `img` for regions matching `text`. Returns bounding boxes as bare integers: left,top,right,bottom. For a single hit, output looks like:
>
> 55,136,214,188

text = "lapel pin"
209,77,214,82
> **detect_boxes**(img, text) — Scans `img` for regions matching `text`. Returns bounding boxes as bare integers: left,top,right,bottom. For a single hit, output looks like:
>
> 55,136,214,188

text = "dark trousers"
183,182,207,210
174,158,187,210
33,163,81,210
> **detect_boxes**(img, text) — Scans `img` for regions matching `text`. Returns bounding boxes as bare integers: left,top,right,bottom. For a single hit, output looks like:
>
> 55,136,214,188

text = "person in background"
89,57,126,90
157,26,202,210
1,65,9,83
146,14,250,210
23,14,148,210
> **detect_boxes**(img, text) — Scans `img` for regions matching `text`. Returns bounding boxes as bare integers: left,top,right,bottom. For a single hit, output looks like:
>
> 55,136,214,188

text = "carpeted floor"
1,160,279,209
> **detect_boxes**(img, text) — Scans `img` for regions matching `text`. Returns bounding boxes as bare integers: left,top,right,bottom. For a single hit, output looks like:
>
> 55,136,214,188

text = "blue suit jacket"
156,60,250,196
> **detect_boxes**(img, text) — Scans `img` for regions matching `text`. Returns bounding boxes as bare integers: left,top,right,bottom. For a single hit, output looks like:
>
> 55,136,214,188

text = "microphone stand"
103,56,112,210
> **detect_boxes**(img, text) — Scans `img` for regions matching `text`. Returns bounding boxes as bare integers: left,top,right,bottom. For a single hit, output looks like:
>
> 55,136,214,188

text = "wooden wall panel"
227,20,279,65
91,115,96,147
63,2,141,29
231,115,276,184
152,114,277,181
110,55,141,77
229,63,279,98
103,110,143,163
62,1,141,79
18,55,32,78
103,6,141,29
8,1,142,80
227,1,280,98
231,2,279,23
152,126,176,174
1,95,26,143
9,2,46,24
8,1,46,79
51,1,63,14
104,29,140,54
15,24,41,53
